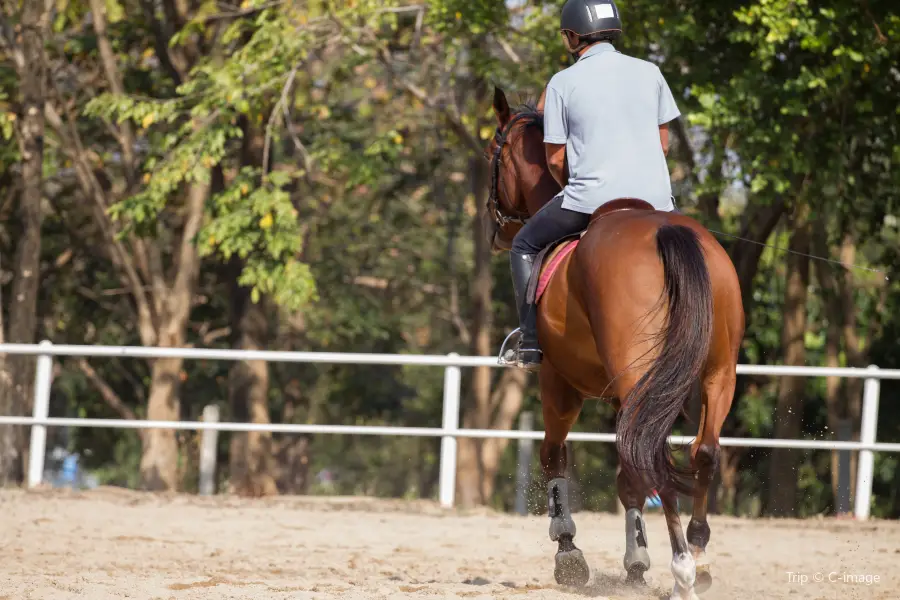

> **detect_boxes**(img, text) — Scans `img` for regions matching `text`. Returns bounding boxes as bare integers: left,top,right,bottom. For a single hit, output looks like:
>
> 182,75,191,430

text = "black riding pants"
511,194,591,256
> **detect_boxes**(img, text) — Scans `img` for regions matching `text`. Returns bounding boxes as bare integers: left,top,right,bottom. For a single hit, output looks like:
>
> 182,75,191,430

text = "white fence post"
439,353,461,508
27,340,54,488
854,365,881,520
199,404,220,495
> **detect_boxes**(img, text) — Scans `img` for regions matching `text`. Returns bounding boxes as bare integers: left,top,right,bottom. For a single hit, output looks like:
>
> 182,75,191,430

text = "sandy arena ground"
1,488,898,600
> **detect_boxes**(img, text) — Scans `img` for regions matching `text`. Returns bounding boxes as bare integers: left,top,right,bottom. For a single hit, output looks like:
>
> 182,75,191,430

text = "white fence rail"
0,341,899,519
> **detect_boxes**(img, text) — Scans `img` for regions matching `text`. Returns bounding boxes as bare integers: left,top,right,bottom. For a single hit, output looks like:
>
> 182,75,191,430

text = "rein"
488,112,535,227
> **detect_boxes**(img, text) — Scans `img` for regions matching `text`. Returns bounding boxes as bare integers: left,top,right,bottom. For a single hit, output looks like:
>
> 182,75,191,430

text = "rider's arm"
546,143,568,188
656,67,680,158
542,83,568,188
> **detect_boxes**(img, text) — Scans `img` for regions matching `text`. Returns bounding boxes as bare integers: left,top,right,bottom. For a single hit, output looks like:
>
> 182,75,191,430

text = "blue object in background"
60,454,79,487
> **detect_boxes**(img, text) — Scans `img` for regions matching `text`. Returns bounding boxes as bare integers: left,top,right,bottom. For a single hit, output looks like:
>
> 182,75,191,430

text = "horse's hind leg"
617,465,652,584
686,369,737,594
540,362,589,587
660,486,698,600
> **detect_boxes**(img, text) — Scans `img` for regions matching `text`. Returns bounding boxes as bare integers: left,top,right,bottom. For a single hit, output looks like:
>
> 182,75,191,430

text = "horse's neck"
526,174,562,215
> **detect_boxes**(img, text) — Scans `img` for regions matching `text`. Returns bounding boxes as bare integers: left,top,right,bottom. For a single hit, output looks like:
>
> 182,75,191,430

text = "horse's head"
484,87,562,252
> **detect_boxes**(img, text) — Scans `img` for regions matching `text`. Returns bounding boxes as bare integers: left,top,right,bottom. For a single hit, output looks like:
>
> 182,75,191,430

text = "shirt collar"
578,42,616,61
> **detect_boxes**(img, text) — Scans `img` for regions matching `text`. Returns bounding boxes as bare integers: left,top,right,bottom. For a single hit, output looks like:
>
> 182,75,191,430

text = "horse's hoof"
669,587,700,600
624,546,651,585
625,564,648,585
554,548,590,587
694,563,712,594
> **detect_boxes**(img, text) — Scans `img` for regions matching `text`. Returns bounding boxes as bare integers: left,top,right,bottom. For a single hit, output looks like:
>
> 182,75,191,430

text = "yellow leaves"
202,156,213,168
479,126,495,141
455,11,462,20
658,18,665,25
317,106,331,119
142,48,154,60
105,0,125,24
864,63,871,73
240,184,249,196
208,235,216,246
141,113,155,128
240,0,251,8
393,133,404,145
364,77,378,89
142,173,151,184
259,213,274,230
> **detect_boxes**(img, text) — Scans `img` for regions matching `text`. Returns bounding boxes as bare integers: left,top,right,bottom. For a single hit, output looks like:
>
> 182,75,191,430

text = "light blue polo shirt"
543,43,681,214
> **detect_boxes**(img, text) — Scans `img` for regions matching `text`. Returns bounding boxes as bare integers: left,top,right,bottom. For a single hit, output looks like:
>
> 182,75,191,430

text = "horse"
484,87,745,600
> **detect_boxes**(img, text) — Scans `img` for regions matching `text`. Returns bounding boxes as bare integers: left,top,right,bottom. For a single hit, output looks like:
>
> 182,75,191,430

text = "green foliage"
200,167,316,310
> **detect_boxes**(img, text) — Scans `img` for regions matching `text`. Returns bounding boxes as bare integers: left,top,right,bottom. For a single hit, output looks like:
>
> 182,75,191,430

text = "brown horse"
485,87,744,600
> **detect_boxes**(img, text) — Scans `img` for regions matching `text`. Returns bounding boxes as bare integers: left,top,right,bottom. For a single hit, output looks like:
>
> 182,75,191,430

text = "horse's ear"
493,86,511,128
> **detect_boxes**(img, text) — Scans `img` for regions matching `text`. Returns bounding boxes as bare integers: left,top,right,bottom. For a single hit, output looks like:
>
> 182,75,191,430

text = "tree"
0,0,52,484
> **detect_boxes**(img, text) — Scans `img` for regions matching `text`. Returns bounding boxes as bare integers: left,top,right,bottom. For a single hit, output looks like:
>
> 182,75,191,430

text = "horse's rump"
549,205,721,492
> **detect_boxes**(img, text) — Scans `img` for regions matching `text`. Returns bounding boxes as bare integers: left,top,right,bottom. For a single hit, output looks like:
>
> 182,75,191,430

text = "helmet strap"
563,31,589,62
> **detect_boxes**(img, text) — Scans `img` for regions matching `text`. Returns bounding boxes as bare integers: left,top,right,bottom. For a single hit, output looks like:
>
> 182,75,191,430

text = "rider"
503,0,682,371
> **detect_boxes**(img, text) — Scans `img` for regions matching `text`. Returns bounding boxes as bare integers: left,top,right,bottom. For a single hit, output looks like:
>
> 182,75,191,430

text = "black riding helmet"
560,0,623,41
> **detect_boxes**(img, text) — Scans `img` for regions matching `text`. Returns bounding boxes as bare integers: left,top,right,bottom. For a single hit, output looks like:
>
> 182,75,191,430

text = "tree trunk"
718,447,738,514
730,196,788,330
227,284,277,497
813,232,885,507
823,301,843,508
477,370,527,501
812,227,847,511
275,352,312,495
0,255,14,485
139,353,184,490
138,178,210,490
453,155,530,506
716,196,789,490
767,203,811,517
225,116,277,497
456,154,494,508
0,0,50,484
835,236,882,504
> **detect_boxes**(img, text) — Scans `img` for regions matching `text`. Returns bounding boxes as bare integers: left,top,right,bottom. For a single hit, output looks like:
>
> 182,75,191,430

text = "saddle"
525,198,655,305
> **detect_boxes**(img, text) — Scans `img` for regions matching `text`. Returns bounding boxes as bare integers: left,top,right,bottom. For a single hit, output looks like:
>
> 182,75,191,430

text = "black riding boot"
509,251,542,370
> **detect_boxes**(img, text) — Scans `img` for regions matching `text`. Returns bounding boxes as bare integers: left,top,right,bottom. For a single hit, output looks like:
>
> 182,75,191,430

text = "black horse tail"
615,224,713,496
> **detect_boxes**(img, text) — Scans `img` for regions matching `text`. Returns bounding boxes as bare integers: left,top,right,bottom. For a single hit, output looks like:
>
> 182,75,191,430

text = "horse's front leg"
659,487,699,600
539,363,589,587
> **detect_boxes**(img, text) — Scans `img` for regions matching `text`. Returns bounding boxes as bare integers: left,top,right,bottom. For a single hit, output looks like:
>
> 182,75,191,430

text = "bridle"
487,112,534,227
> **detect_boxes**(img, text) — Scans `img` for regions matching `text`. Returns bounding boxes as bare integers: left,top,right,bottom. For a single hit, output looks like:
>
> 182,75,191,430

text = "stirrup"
498,328,543,370
498,328,523,366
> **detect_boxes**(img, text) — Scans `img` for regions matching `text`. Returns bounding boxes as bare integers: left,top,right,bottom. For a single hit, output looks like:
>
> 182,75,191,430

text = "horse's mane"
511,99,544,130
